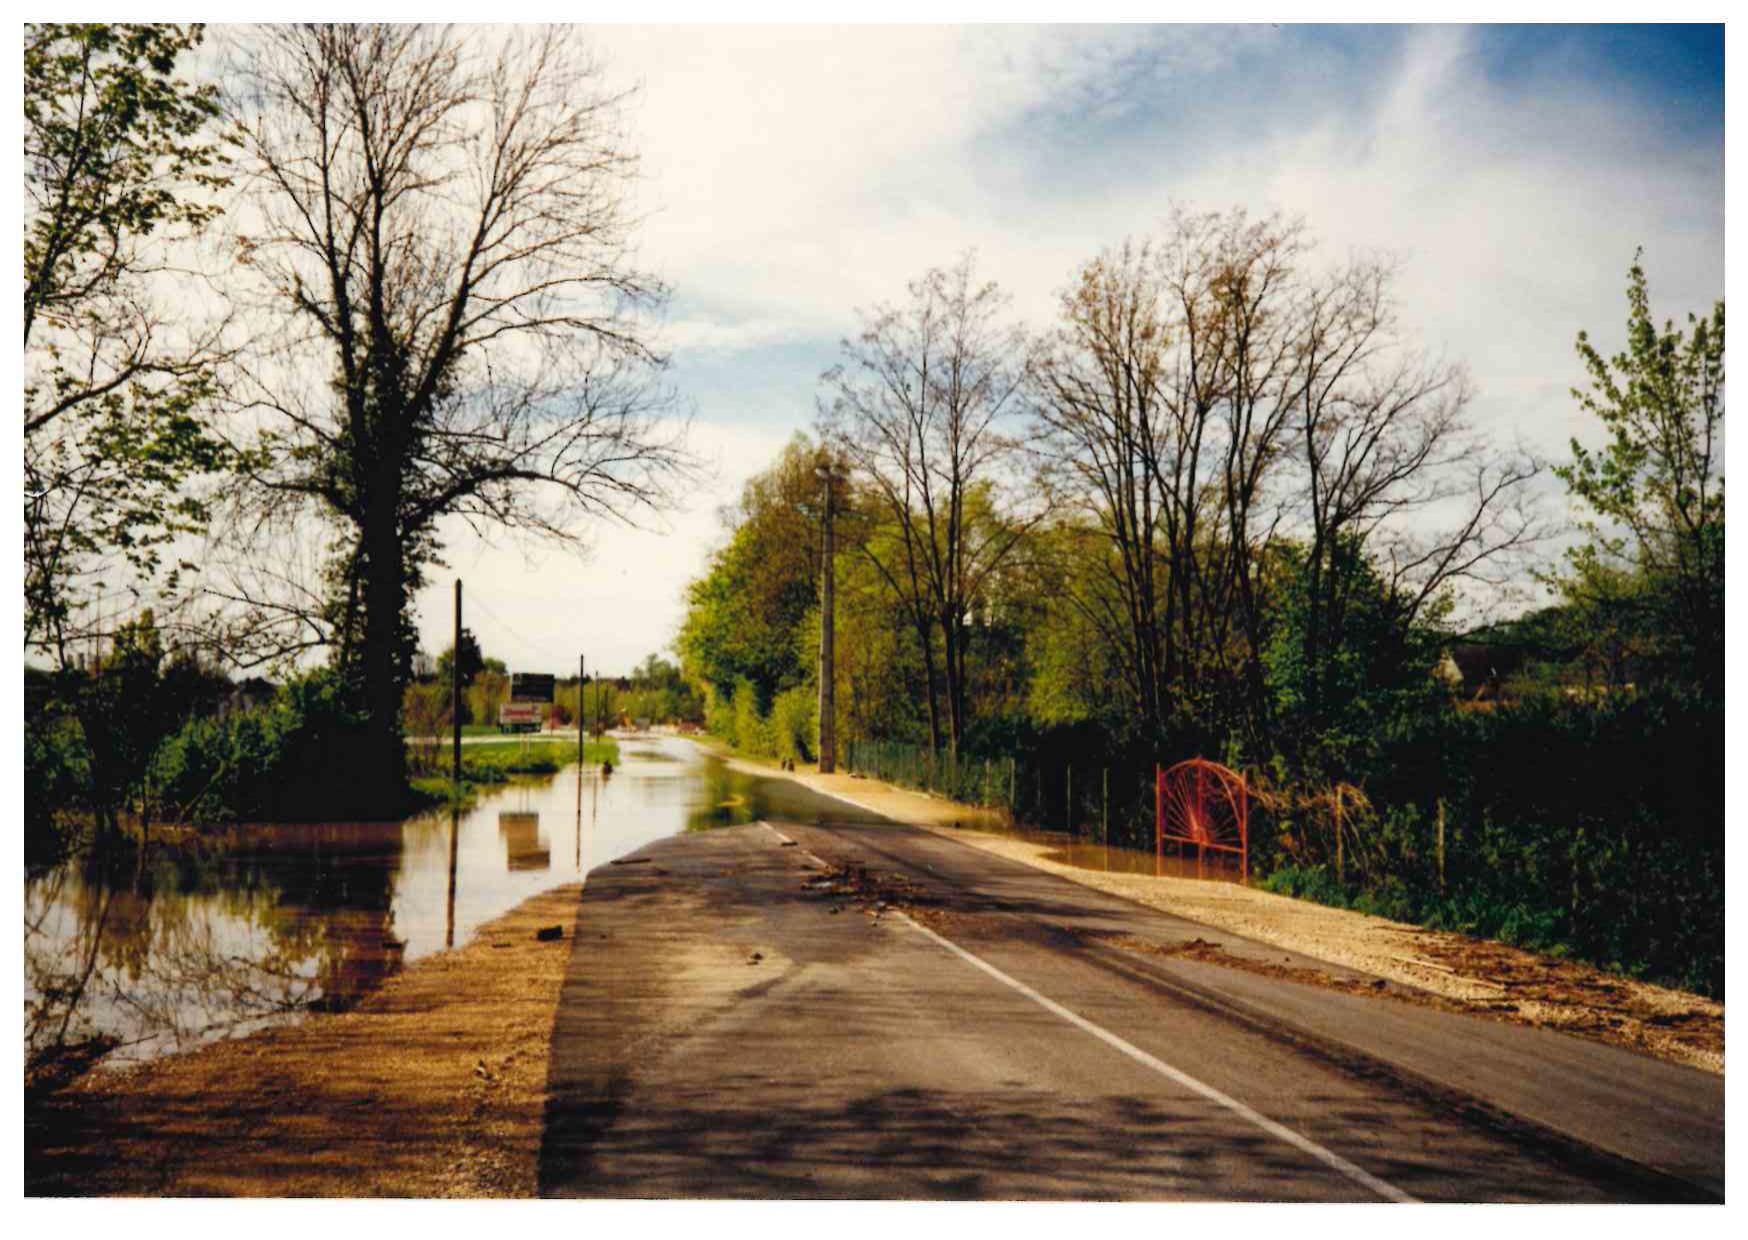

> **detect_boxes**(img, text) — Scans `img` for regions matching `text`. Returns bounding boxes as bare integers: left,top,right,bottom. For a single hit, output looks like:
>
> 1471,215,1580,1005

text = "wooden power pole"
817,459,837,773
452,579,463,785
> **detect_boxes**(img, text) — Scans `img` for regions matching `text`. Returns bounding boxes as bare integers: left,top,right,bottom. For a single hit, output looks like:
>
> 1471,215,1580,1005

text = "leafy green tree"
1556,252,1724,692
821,253,1035,751
24,23,232,662
677,436,824,709
1263,538,1444,774
434,628,486,686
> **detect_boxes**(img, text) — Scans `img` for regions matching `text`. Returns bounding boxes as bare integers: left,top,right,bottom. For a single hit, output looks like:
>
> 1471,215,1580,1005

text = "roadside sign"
498,701,544,733
510,672,555,702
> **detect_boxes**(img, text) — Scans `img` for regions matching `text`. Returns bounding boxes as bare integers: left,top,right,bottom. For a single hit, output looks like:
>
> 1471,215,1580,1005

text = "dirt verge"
26,883,582,1197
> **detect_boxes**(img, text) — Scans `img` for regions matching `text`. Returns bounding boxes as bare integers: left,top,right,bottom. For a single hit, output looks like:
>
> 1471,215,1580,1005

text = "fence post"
1436,798,1447,894
1335,790,1344,887
1009,758,1017,822
1154,764,1163,878
1066,765,1073,836
1570,826,1584,920
1101,767,1109,847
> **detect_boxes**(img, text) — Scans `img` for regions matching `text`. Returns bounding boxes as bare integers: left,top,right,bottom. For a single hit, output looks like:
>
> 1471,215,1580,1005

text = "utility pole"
452,579,463,786
578,654,586,769
816,457,838,773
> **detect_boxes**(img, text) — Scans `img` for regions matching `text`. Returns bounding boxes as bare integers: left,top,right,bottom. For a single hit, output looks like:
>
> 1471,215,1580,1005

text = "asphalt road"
539,781,1724,1202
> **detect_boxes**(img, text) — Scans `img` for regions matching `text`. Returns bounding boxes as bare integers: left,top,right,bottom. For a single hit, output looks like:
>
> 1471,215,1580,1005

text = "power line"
462,591,552,668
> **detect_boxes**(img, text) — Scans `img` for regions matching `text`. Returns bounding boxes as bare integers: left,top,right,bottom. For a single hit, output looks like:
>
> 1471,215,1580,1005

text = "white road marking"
759,821,830,869
896,912,1419,1203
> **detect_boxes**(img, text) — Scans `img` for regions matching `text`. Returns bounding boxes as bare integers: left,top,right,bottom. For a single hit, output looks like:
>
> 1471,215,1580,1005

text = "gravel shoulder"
26,883,582,1196
716,749,1722,1076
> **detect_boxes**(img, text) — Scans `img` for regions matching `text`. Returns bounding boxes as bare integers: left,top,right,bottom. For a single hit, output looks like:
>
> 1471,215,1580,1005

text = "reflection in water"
25,735,813,1073
1041,839,1245,883
445,808,460,950
499,812,550,872
24,826,407,1070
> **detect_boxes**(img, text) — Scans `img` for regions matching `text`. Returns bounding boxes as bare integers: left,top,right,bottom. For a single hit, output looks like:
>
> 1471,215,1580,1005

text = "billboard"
510,672,555,702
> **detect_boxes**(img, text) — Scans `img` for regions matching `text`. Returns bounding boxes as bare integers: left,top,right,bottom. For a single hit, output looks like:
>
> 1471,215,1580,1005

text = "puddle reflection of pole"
445,805,460,949
587,647,594,870
587,758,601,876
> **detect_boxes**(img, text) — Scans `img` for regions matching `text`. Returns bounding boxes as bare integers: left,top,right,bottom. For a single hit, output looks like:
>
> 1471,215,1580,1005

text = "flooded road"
23,735,885,1071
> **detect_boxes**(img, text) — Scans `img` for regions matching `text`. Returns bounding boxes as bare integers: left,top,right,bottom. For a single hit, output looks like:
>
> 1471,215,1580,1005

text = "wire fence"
845,737,1161,853
847,701,1723,996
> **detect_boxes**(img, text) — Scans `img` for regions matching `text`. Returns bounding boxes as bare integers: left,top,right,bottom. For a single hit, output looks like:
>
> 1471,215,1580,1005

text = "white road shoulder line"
896,912,1417,1203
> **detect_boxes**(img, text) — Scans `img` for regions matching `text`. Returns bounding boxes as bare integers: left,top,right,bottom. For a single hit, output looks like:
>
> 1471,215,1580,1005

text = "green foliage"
466,669,510,731
150,667,379,823
1263,536,1443,774
676,436,823,708
769,685,817,764
731,680,773,756
24,23,232,652
23,24,225,300
407,738,616,809
68,611,178,834
1257,687,1724,996
433,628,499,719
1554,252,1724,692
24,704,90,857
462,738,617,779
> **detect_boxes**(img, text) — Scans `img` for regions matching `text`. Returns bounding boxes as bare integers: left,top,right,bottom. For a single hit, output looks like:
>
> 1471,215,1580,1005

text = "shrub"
731,680,772,756
769,685,816,764
151,667,376,823
24,705,89,860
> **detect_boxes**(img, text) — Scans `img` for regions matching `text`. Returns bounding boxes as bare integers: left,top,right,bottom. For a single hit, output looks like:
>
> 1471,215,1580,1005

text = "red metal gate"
1155,759,1249,883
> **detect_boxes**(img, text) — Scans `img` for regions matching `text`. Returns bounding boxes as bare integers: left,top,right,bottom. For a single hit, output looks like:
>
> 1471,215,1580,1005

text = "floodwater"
23,735,883,1071
23,734,1239,1072
1040,839,1249,884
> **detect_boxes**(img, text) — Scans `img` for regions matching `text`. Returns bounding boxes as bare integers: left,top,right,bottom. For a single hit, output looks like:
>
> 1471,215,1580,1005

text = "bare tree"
215,24,691,809
1191,210,1307,734
1033,210,1540,747
1029,240,1173,732
1290,255,1543,706
820,254,1035,750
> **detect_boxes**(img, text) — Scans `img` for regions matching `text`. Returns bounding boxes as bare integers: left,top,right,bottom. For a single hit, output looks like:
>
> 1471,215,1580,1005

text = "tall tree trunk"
359,493,407,816
942,613,965,751
919,617,943,754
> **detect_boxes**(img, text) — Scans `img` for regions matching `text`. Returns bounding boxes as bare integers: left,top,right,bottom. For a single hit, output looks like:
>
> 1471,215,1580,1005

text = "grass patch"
407,737,618,809
458,737,617,771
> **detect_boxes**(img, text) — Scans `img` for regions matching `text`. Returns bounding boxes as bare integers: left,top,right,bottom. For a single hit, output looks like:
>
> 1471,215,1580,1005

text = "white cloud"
420,23,1721,668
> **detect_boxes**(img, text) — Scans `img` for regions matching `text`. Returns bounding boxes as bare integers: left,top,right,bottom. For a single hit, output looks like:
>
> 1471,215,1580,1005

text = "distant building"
1436,644,1528,702
219,677,278,719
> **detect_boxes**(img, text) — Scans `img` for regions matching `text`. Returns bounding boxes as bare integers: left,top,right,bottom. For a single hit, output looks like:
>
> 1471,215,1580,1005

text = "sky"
408,22,1725,679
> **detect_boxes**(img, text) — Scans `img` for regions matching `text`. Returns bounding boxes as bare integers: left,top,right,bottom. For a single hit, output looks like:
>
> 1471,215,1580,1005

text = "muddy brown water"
1040,839,1250,883
24,735,883,1072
